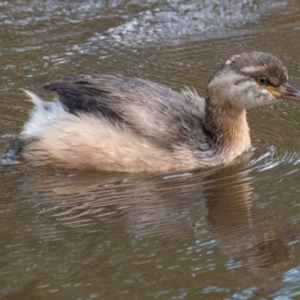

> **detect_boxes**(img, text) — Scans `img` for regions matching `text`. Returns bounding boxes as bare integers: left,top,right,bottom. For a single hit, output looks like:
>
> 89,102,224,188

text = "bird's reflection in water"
204,166,296,294
21,164,298,293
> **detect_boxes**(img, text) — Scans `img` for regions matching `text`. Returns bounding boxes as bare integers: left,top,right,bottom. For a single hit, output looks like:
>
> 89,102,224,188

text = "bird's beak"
266,83,300,101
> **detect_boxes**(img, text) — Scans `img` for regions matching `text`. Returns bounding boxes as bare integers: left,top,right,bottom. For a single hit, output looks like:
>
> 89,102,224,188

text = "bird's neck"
204,96,251,162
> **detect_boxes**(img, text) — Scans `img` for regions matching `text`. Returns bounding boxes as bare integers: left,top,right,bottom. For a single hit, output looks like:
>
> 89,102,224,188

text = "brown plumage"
18,51,300,172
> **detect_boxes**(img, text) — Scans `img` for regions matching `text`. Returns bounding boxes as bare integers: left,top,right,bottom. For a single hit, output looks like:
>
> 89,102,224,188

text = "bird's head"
207,51,300,110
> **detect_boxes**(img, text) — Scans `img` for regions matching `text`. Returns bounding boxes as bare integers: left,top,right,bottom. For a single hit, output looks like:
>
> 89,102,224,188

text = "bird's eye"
257,76,268,86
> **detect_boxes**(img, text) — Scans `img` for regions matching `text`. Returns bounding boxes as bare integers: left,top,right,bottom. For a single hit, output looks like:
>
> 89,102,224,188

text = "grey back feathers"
44,75,209,151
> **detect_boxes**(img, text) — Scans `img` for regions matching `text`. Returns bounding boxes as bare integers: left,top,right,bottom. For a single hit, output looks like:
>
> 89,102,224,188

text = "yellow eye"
257,76,267,86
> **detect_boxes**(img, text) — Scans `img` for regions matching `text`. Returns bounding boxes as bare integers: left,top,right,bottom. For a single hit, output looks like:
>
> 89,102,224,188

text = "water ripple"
245,104,300,177
104,0,286,46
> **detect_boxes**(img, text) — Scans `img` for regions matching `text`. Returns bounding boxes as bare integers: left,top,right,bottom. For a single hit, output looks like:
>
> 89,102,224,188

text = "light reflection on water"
1,0,300,299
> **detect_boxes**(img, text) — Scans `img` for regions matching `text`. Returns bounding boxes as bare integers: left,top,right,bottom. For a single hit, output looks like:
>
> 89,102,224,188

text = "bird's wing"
44,75,207,149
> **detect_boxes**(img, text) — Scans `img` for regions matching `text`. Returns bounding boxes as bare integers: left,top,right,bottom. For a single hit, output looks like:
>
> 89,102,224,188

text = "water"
1,0,300,299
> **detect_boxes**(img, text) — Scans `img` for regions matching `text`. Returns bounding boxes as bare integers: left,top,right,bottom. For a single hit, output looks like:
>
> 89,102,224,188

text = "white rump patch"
22,90,67,136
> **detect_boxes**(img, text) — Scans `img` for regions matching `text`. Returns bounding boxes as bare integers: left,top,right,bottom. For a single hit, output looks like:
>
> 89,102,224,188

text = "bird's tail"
21,89,44,107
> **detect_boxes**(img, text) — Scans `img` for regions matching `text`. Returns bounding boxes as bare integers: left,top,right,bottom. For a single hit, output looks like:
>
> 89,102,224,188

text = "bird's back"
44,75,207,147
20,75,210,172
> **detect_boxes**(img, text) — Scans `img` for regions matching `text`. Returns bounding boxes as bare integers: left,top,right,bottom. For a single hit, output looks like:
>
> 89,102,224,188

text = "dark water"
1,0,300,299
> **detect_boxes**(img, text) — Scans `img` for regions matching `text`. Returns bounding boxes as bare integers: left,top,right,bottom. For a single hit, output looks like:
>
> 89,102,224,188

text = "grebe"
19,51,300,172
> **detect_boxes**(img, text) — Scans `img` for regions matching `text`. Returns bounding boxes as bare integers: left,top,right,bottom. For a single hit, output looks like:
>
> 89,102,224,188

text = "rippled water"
1,0,300,299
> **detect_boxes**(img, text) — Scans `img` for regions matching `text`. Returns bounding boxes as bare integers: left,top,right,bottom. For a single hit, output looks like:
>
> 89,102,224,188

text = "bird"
17,51,300,173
